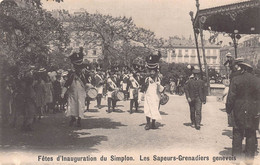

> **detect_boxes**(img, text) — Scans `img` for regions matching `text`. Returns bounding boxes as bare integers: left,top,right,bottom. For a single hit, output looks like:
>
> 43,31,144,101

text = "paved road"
0,95,259,165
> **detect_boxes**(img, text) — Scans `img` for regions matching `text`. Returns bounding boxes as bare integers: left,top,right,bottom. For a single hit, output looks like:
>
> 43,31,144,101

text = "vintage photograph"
0,0,259,164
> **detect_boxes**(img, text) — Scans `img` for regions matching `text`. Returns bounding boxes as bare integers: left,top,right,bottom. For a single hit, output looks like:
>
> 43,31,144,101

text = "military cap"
69,52,83,65
146,51,161,70
226,52,232,57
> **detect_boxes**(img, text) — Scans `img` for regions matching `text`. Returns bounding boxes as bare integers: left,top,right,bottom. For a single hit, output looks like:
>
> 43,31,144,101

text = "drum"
112,90,124,101
86,87,98,99
160,93,169,105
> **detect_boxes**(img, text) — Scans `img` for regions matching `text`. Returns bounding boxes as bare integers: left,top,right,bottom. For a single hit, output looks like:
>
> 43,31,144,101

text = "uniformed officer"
226,59,260,165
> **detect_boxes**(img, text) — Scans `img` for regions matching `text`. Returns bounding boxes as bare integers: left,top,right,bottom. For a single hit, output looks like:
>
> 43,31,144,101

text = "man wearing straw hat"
226,59,260,165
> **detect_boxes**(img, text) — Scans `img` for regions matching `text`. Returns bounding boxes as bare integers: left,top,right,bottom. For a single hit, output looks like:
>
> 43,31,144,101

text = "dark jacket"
226,72,260,130
184,78,206,102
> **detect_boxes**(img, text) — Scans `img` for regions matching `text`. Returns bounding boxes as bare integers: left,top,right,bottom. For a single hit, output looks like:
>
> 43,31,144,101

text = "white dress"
144,77,162,120
66,75,86,118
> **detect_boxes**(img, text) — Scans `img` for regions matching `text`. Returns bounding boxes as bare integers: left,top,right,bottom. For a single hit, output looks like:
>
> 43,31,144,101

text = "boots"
145,117,150,130
76,117,81,127
107,98,112,113
151,119,156,129
69,116,76,126
130,100,133,114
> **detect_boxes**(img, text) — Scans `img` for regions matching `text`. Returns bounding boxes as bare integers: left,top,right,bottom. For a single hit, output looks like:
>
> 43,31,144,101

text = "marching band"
58,50,168,129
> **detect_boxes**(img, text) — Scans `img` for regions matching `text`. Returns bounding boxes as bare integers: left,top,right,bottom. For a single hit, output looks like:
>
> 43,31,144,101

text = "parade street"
1,95,259,165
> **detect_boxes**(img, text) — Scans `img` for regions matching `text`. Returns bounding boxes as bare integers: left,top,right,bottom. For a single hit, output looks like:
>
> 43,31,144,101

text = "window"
190,57,196,63
184,57,189,63
93,50,96,55
178,49,182,55
207,49,210,55
93,59,96,63
213,49,216,55
206,58,211,64
212,58,216,64
185,49,188,53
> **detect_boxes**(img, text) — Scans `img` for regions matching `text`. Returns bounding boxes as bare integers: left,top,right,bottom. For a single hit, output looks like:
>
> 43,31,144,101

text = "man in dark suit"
226,60,260,165
184,69,206,130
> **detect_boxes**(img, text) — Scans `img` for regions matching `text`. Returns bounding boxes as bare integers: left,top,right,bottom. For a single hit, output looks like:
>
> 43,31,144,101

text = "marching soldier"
61,52,90,127
226,60,260,165
94,68,104,109
121,71,129,100
106,73,118,113
85,71,93,112
128,74,140,114
184,69,206,130
141,51,164,130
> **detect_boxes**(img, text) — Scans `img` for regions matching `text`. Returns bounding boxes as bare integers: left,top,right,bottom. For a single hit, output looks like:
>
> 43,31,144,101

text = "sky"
41,0,246,41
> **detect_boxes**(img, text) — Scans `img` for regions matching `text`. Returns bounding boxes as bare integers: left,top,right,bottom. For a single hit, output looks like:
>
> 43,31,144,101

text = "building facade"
159,38,221,70
51,9,102,63
220,35,260,74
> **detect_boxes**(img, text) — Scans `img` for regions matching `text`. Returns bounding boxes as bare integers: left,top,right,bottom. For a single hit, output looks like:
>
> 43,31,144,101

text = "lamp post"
189,11,203,79
230,31,241,58
196,0,211,95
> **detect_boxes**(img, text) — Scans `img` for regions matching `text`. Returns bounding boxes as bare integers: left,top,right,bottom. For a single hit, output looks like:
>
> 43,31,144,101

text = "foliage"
60,10,164,69
160,61,191,84
0,2,70,77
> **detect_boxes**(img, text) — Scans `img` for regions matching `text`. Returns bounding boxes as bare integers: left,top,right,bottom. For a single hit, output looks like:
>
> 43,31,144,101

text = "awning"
194,0,260,34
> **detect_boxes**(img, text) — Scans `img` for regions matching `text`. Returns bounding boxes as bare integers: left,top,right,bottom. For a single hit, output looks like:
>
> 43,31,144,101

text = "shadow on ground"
160,111,168,115
222,129,232,139
80,117,127,129
183,123,192,127
126,110,144,114
219,147,232,156
0,113,126,151
139,122,165,129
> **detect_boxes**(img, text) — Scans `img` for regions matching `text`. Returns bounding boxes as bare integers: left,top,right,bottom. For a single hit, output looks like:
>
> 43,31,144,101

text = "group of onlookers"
1,69,68,131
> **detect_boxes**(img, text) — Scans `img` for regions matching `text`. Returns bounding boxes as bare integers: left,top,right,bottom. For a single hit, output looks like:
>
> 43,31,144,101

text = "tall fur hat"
69,52,83,66
145,51,161,71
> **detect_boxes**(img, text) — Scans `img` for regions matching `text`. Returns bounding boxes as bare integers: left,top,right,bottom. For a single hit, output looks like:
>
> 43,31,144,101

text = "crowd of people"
1,48,259,164
1,49,167,131
221,52,260,165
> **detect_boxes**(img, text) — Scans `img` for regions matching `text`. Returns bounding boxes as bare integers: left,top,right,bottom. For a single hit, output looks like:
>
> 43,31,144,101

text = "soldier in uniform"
141,51,164,130
94,68,104,109
106,73,118,113
184,69,206,130
85,70,93,112
226,60,260,165
121,71,129,100
128,74,140,114
61,52,90,127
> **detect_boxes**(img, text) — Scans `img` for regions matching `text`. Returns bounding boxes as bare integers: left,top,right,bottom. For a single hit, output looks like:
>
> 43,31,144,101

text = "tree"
160,61,191,84
0,1,70,77
62,11,164,69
